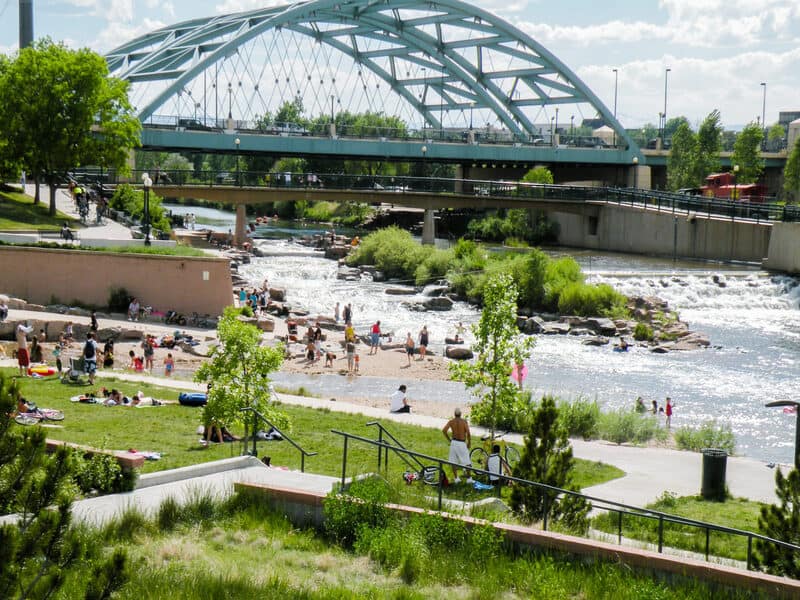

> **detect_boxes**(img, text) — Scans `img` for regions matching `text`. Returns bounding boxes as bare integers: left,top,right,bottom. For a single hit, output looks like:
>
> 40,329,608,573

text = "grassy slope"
8,368,622,493
0,188,75,230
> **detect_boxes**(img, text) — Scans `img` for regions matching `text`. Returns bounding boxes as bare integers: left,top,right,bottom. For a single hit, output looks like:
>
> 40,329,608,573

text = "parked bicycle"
15,407,65,426
189,312,214,328
469,431,521,473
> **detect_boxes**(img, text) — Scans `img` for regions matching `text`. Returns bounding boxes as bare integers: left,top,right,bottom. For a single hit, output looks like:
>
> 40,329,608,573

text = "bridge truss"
106,0,635,149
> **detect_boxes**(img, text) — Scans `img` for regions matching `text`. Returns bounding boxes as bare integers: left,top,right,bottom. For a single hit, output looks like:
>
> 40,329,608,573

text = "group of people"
635,396,675,427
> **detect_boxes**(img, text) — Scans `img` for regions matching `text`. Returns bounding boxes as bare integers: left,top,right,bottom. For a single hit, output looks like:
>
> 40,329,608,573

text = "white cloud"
214,0,285,14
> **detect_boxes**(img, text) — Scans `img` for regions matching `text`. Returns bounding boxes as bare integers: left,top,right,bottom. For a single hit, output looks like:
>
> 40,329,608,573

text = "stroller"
61,356,89,385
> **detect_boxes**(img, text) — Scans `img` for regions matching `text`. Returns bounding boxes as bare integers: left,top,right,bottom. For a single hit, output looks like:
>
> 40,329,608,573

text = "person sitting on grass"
487,444,512,487
60,222,74,241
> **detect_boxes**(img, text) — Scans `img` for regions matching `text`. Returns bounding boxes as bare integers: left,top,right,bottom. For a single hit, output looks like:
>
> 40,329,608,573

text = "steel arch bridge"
106,0,639,161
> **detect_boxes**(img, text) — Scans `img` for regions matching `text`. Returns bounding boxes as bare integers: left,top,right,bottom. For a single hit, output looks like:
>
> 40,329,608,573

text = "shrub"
598,410,665,445
238,305,254,317
674,421,736,454
108,286,132,313
347,226,429,280
109,184,171,232
557,397,601,440
323,477,391,548
633,322,654,341
73,452,132,494
414,247,453,285
557,283,627,317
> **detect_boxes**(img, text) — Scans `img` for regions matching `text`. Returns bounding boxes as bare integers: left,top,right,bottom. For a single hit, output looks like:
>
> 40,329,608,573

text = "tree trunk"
49,183,58,217
34,178,40,204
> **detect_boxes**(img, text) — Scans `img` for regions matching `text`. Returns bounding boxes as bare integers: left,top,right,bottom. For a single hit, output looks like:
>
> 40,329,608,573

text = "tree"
509,395,590,532
195,307,288,436
521,166,554,184
768,123,786,145
667,122,698,190
664,116,690,140
692,110,723,184
753,467,800,577
0,39,140,215
449,273,535,438
0,373,128,598
731,122,764,185
783,137,800,203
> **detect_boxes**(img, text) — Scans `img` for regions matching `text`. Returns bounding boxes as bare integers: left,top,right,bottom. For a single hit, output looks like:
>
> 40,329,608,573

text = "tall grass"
598,409,667,445
675,421,736,454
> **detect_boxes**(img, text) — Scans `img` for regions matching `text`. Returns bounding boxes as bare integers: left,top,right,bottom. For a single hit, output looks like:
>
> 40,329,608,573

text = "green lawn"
592,493,766,561
0,188,75,230
8,368,623,496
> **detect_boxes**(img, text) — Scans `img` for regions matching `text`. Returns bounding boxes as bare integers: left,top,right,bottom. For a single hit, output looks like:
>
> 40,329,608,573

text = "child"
164,353,174,376
63,322,74,345
324,350,336,368
52,345,62,374
354,353,360,373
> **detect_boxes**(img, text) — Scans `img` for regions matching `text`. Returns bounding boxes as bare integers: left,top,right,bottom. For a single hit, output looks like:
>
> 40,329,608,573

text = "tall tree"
753,467,800,577
731,122,764,184
692,109,723,184
195,307,288,436
667,122,698,190
0,39,140,215
783,137,800,203
664,116,690,140
509,395,590,532
449,273,535,438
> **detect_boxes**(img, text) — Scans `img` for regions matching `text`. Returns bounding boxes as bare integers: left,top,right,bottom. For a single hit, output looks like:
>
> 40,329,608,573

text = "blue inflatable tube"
179,392,207,406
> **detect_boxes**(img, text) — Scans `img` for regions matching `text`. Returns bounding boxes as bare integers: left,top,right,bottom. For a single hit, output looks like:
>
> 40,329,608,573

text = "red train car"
700,172,767,202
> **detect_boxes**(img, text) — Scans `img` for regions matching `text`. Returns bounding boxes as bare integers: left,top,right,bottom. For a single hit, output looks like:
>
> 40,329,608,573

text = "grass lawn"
592,492,766,561
0,188,75,230
7,368,623,497
89,245,208,257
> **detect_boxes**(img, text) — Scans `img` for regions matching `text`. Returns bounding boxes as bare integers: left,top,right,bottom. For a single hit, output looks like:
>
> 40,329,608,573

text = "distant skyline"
1,0,798,129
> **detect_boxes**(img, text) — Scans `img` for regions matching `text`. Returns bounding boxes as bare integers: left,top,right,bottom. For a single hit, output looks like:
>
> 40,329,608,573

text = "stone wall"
0,246,232,315
763,222,800,273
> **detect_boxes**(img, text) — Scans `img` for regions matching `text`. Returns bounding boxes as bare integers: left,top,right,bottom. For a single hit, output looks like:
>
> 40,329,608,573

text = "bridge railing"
71,167,800,224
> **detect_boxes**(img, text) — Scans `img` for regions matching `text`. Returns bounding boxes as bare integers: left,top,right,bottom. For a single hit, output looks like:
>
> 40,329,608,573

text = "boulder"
67,307,92,317
372,271,386,282
446,346,474,360
257,318,275,332
24,303,46,312
359,265,377,274
96,327,122,342
268,287,286,302
422,285,449,297
585,317,618,336
423,296,453,311
541,322,570,335
120,329,144,340
3,296,27,309
385,287,416,295
581,336,610,346
650,345,671,354
568,328,593,336
45,304,70,314
523,316,546,334
337,267,361,280
516,315,528,331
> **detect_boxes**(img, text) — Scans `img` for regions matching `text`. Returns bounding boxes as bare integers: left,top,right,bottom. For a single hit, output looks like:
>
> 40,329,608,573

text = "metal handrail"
365,421,426,472
331,429,800,570
240,406,317,472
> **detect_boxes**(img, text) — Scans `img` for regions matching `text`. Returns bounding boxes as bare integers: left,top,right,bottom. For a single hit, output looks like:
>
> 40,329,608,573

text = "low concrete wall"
0,246,232,315
80,238,176,248
237,482,800,599
763,222,800,273
552,205,771,263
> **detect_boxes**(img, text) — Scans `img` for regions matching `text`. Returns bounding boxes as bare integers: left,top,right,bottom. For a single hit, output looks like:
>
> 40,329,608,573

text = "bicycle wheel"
504,445,521,469
15,414,39,426
470,447,488,470
42,409,65,421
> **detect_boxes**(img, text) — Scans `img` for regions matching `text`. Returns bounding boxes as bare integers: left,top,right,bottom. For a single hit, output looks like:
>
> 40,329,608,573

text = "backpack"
83,340,95,359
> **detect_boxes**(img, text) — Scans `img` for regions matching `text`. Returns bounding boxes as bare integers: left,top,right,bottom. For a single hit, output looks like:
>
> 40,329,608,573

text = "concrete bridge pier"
422,209,436,245
234,204,247,246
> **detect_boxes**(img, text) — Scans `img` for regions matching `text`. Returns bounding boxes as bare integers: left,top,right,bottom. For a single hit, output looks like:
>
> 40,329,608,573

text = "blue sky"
1,0,798,129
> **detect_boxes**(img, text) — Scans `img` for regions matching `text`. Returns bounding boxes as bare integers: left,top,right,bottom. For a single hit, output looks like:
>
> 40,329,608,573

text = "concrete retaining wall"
236,482,800,599
0,246,232,315
552,205,771,263
763,222,800,273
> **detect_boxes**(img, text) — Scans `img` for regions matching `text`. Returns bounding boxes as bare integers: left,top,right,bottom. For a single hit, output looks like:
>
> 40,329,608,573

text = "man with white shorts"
442,408,472,484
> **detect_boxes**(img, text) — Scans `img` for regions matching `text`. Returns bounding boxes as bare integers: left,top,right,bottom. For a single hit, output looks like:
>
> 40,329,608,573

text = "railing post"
252,411,258,457
658,515,664,553
747,535,753,570
377,429,383,470
437,464,444,511
301,452,306,473
340,437,348,490
542,494,549,531
705,527,710,560
617,511,623,544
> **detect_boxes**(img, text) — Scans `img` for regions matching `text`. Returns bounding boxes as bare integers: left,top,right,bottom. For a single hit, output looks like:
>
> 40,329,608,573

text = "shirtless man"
442,408,472,484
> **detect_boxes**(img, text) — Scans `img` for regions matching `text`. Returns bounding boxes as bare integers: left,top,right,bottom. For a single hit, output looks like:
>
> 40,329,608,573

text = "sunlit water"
168,204,800,464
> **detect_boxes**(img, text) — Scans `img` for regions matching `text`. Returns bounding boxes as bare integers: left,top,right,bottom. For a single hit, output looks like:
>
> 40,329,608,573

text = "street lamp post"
662,67,671,140
766,401,800,469
330,94,335,124
732,164,740,200
632,156,639,189
227,82,233,119
570,115,574,136
612,68,618,147
760,82,767,149
550,116,555,146
554,107,559,141
235,138,241,186
141,173,152,246
421,145,428,188
469,101,474,130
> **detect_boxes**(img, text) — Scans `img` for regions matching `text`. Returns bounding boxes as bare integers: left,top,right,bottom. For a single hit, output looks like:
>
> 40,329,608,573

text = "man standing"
390,385,411,413
442,408,472,484
83,332,98,385
16,321,33,376
343,303,352,324
370,320,381,355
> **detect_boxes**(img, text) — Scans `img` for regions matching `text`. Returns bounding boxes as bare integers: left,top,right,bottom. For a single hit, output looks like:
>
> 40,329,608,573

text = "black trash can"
701,448,728,501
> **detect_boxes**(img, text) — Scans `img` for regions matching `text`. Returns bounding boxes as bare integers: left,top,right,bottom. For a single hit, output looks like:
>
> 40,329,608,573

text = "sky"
1,0,798,130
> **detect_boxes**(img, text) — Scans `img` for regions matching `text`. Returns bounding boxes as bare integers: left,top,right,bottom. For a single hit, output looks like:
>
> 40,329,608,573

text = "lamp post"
194,102,200,122
760,82,767,149
765,400,800,469
554,107,559,139
227,82,233,119
662,67,671,140
421,145,428,188
141,172,152,246
570,114,574,136
612,68,618,118
469,101,474,130
632,156,639,189
550,116,555,145
732,164,739,200
235,137,241,187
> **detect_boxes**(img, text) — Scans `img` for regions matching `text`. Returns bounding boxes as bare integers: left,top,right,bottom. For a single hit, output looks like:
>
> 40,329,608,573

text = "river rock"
650,345,671,353
372,271,386,282
541,322,570,335
269,288,286,302
661,321,690,338
585,317,618,336
423,296,453,311
337,266,361,280
24,303,46,312
385,287,416,295
422,285,449,297
581,336,610,346
359,265,377,274
120,329,144,340
446,346,473,360
257,318,275,332
66,307,92,317
0,295,27,309
523,316,546,334
324,245,349,259
569,328,593,336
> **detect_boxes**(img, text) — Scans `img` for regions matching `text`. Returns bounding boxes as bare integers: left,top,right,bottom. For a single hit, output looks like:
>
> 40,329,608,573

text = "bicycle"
469,431,521,475
15,408,65,426
189,312,213,328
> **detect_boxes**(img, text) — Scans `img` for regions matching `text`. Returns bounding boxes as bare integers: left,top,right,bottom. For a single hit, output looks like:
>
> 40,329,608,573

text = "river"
166,203,800,465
